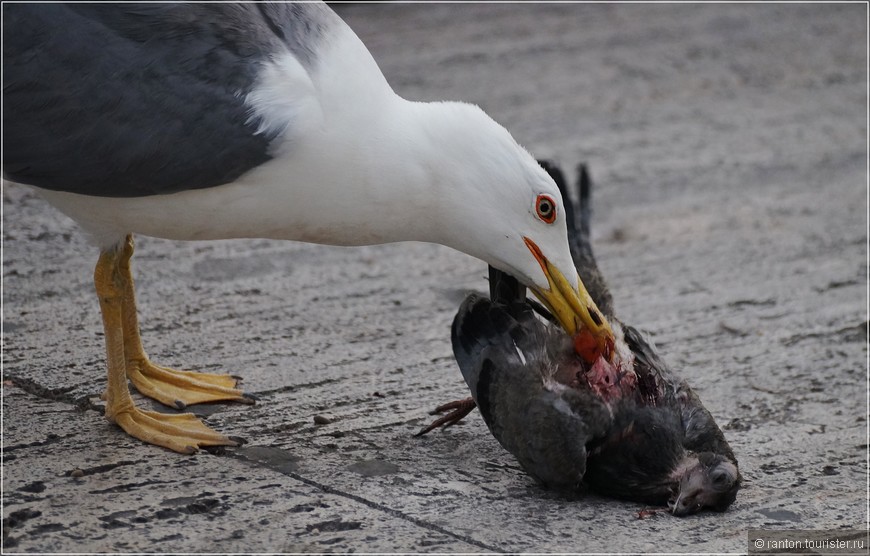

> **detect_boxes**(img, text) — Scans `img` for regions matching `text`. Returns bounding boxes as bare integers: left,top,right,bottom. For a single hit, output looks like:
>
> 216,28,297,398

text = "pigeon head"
583,408,741,516
668,452,741,516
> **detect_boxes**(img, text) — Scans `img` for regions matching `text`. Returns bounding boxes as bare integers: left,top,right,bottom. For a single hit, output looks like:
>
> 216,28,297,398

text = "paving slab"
2,3,867,553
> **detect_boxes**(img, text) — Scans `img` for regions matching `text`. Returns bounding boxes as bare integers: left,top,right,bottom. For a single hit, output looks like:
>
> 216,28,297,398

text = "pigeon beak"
668,491,689,517
669,489,700,517
669,471,705,516
523,237,615,360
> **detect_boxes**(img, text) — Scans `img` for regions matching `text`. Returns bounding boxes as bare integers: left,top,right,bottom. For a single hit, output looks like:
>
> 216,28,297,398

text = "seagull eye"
535,194,557,224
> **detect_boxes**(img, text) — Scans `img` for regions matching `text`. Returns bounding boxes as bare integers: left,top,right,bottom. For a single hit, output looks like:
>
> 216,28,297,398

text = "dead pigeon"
423,161,741,516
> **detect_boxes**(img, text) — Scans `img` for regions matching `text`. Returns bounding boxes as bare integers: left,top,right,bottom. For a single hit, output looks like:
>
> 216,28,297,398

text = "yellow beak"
523,237,615,360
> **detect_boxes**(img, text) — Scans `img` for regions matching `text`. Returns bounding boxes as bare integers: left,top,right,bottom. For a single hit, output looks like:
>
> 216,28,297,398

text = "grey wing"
676,383,737,462
622,324,737,462
451,295,612,490
2,3,329,197
478,359,613,491
451,294,543,396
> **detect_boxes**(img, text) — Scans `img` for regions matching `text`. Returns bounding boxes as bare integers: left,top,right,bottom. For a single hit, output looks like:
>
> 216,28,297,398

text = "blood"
572,329,638,403
573,329,615,363
583,352,637,403
573,328,601,363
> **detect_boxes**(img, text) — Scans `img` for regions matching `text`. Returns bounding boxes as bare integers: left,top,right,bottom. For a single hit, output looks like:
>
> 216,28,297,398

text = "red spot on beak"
573,329,599,363
573,329,615,363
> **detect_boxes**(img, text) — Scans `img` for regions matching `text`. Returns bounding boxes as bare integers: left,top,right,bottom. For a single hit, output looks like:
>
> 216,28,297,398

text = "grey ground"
2,3,867,553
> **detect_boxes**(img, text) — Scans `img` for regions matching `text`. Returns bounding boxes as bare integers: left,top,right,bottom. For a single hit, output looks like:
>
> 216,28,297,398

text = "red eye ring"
535,194,557,224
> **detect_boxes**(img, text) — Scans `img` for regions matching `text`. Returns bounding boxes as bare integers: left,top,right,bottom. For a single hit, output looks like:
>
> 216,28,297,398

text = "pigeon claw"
415,397,477,436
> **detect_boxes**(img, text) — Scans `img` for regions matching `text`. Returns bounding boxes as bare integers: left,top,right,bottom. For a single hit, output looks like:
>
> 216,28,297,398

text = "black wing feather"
451,295,612,490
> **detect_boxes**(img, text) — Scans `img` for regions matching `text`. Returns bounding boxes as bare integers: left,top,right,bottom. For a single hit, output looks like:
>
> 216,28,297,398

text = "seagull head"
418,101,613,357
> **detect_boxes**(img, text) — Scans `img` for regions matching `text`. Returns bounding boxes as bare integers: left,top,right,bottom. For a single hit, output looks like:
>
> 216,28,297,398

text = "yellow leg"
95,240,239,453
117,235,253,409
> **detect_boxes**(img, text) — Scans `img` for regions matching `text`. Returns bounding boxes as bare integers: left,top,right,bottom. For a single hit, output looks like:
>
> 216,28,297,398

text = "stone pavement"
2,3,866,553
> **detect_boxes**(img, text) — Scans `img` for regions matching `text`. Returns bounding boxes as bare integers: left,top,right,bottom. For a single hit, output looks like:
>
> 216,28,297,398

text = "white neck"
219,97,463,246
35,97,460,248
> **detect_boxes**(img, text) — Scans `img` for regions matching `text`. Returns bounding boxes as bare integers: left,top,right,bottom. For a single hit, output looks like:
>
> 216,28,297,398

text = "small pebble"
70,468,84,478
313,415,332,425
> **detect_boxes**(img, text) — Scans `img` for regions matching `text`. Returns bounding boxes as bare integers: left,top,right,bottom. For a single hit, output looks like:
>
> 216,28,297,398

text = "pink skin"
570,329,636,403
560,354,637,403
584,356,637,402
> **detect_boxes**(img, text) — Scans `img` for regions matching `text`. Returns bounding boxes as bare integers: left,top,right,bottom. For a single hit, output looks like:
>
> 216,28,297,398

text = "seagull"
3,3,615,453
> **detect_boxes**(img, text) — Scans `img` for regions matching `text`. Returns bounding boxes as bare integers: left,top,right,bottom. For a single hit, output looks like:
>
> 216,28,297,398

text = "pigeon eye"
535,194,557,224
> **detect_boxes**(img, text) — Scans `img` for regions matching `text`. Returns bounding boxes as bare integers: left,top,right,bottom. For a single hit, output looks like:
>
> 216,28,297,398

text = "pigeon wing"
451,295,612,490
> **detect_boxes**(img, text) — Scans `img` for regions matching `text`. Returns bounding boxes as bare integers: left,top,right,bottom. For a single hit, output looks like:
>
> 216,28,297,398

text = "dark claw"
636,508,663,520
238,394,257,405
415,397,477,437
430,397,475,415
202,436,246,455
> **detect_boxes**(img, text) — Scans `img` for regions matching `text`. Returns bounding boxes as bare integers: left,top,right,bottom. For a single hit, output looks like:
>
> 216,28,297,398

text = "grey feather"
2,2,337,197
451,295,612,490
